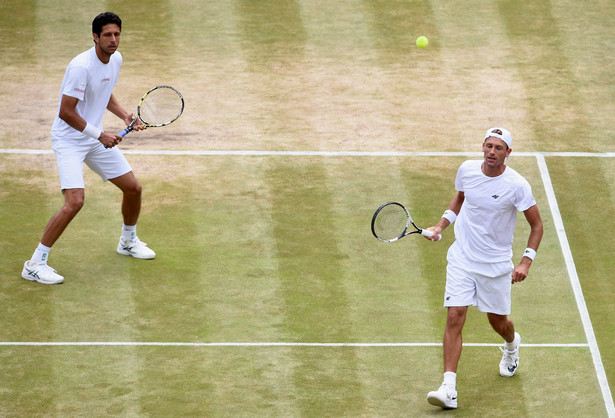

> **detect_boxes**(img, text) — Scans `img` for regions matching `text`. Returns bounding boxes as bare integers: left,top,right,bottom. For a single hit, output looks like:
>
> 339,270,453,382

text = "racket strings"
139,87,183,125
373,205,408,240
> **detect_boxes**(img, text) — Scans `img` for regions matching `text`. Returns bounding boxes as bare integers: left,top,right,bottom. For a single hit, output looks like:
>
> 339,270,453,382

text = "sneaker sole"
117,249,156,260
21,273,64,285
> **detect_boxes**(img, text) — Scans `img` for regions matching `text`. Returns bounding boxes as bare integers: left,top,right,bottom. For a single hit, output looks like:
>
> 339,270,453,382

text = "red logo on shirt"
73,87,85,93
101,78,111,83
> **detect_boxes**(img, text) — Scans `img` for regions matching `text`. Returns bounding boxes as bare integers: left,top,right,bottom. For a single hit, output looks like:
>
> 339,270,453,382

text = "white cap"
484,127,512,148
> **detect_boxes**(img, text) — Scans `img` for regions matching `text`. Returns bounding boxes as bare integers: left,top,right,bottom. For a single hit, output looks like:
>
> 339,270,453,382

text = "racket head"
371,202,410,242
137,85,184,127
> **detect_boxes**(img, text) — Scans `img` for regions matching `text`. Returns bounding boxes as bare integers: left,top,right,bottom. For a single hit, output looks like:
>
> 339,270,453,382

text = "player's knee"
133,182,142,196
487,314,511,333
124,181,142,197
446,308,467,328
64,195,84,215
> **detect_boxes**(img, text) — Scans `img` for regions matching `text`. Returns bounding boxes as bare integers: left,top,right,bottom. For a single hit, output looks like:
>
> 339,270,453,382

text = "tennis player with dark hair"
425,128,544,409
22,12,155,285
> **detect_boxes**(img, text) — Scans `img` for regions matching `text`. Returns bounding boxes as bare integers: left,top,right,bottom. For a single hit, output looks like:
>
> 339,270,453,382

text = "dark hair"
92,12,122,36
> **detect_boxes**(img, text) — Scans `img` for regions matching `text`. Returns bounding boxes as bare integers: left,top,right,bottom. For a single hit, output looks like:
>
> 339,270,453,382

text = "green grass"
0,154,609,416
1,0,614,415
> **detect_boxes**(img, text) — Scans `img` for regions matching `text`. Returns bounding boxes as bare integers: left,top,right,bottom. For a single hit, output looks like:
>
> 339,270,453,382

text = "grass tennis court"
1,0,614,416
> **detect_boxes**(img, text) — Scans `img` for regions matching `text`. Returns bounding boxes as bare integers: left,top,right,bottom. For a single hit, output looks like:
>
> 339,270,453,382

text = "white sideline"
536,155,614,417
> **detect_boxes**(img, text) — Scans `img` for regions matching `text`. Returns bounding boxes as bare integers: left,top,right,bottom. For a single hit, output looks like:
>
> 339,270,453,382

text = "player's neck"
94,45,112,64
481,162,507,177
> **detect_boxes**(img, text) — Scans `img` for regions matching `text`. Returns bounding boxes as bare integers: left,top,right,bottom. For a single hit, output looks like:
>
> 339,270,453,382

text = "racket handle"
421,229,442,241
118,127,131,137
421,229,434,237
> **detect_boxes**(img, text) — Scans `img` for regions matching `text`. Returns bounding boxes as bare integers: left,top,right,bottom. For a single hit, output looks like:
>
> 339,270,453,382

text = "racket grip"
421,229,442,241
118,127,131,137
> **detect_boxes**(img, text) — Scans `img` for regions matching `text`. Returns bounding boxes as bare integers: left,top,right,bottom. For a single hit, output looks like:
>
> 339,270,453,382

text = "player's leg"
22,188,84,285
41,189,85,247
428,244,475,409
86,147,155,259
427,306,466,409
109,171,155,259
487,312,515,342
444,306,468,373
23,139,90,285
479,268,520,378
108,171,141,226
489,313,521,377
427,307,466,409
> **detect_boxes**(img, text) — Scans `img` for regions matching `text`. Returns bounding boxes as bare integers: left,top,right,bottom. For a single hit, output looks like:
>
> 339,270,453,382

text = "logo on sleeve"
73,82,86,94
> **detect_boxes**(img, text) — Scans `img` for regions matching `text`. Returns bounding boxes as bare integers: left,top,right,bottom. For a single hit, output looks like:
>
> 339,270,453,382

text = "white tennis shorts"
444,241,514,315
52,138,132,189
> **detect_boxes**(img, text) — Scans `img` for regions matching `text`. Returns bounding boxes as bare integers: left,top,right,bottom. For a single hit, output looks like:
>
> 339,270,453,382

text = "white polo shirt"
51,46,122,142
453,160,536,263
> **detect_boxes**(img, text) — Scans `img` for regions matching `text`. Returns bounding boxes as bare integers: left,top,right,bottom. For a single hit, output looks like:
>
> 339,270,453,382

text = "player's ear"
92,33,99,45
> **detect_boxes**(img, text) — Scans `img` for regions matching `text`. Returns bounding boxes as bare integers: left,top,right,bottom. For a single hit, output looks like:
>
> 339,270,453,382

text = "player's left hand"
511,262,530,283
125,113,147,131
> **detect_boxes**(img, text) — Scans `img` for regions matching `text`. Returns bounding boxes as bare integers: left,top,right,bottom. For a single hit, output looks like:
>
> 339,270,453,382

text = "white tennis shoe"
427,384,458,409
117,237,156,259
499,332,521,377
21,261,64,284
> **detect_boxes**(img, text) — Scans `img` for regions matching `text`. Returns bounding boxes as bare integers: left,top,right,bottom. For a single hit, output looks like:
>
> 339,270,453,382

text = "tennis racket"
118,85,184,137
371,202,439,242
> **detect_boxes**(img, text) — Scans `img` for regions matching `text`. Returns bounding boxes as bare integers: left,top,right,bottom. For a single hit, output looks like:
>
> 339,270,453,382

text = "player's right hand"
425,227,442,241
100,132,122,148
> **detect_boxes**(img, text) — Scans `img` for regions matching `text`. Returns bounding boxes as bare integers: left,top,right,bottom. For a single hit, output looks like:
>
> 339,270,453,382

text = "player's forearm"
58,95,88,132
59,107,87,132
524,206,544,252
520,223,543,267
526,228,543,252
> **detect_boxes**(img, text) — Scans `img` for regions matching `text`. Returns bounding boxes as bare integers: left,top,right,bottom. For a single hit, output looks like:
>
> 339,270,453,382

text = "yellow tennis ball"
416,36,429,48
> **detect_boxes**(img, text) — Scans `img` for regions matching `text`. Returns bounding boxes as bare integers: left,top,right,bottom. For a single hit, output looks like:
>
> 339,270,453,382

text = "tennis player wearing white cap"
424,128,544,409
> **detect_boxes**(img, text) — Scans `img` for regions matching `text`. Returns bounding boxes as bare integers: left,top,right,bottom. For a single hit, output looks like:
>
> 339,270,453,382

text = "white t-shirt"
453,160,536,263
51,46,122,142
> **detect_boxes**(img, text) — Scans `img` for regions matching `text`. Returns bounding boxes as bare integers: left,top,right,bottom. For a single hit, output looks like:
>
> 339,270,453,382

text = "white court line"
536,155,615,417
0,342,590,347
1,148,615,158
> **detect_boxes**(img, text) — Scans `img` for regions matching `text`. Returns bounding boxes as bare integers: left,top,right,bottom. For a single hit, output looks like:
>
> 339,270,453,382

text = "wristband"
442,210,457,224
523,248,537,261
82,122,102,140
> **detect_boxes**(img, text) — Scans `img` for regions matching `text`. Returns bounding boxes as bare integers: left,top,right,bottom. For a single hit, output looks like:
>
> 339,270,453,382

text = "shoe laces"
29,261,56,273
500,346,519,362
123,237,147,246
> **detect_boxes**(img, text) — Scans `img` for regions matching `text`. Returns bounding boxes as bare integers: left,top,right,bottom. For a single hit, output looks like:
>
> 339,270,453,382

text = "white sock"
31,243,51,264
122,224,137,242
443,371,456,388
505,333,519,351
